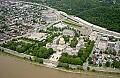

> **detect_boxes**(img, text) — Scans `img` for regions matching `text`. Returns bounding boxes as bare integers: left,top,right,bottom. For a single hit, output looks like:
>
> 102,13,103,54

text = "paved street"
89,66,120,73
83,34,102,69
60,12,120,38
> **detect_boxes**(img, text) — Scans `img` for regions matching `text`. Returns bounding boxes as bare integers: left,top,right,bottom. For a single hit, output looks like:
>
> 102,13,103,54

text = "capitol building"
46,35,84,55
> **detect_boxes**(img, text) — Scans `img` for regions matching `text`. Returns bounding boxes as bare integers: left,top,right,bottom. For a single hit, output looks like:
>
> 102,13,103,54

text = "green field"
63,19,82,27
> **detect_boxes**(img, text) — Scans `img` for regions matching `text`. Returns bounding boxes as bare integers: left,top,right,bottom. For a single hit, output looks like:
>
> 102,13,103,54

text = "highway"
60,12,120,38
47,17,67,28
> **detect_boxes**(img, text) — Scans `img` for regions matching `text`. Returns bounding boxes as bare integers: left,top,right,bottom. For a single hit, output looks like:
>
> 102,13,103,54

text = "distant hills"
25,0,120,33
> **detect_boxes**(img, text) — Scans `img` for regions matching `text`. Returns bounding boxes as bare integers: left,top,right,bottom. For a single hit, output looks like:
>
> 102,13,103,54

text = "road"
60,12,120,38
47,17,67,28
90,66,120,73
83,34,102,69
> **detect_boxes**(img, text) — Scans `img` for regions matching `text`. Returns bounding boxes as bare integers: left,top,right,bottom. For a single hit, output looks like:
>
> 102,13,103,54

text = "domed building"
59,37,65,45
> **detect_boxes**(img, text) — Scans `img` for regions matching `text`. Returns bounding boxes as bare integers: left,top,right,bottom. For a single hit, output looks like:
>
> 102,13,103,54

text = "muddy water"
0,55,115,78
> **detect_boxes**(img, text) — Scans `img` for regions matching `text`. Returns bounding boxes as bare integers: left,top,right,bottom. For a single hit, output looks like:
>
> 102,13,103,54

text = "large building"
63,29,75,37
89,31,98,41
107,41,117,51
97,41,107,51
41,9,58,23
76,39,84,51
53,23,67,29
28,32,47,41
63,47,78,55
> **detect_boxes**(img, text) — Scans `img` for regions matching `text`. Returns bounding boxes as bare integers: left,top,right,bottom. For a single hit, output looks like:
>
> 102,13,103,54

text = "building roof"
54,23,67,29
63,29,75,36
59,37,65,42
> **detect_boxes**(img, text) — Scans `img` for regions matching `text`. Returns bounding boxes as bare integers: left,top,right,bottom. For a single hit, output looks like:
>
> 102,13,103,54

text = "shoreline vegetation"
0,51,120,78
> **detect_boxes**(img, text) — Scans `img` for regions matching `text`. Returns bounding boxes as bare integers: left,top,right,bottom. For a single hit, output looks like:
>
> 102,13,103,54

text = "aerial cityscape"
0,0,120,78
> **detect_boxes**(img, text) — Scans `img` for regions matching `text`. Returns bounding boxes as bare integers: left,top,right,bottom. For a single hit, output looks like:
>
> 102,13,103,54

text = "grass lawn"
63,19,82,27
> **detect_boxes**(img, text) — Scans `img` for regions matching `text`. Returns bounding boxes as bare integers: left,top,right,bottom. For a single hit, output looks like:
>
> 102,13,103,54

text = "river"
0,55,116,78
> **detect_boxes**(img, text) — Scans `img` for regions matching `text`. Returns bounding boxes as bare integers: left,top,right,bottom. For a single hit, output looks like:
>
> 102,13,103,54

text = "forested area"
24,0,120,33
79,6,120,32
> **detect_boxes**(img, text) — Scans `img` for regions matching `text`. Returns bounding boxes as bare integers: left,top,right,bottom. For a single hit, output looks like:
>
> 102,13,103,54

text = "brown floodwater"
0,55,117,78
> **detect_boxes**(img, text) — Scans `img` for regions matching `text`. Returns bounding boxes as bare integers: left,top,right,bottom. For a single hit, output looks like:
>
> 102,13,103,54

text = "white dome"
60,37,64,42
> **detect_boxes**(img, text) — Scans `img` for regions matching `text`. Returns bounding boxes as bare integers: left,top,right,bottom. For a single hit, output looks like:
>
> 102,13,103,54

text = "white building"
63,29,75,37
63,47,77,55
76,39,84,51
53,36,61,44
101,36,109,41
97,40,108,51
53,23,67,29
89,31,98,41
107,41,117,52
28,32,47,41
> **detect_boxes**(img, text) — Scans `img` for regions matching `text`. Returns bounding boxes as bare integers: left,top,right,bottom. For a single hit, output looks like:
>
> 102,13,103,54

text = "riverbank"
0,51,120,78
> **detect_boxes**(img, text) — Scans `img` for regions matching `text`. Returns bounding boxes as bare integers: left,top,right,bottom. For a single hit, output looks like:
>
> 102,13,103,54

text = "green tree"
77,66,84,70
112,51,116,56
57,62,69,69
119,50,120,54
63,36,69,42
88,57,93,64
78,48,83,57
105,61,110,67
92,69,96,72
70,37,78,48
42,52,48,59
87,67,90,71
112,60,120,68
99,63,102,67
48,48,54,54
34,56,43,63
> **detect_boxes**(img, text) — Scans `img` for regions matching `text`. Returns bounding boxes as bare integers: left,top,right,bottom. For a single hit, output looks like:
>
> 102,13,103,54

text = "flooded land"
0,55,116,78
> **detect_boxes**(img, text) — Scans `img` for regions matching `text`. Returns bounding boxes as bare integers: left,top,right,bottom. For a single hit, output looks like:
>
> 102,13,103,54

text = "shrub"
34,56,43,64
77,66,84,70
92,69,96,72
87,67,90,71
57,62,69,69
